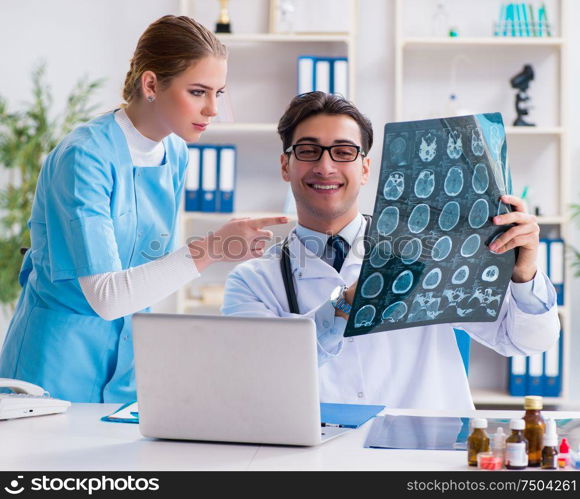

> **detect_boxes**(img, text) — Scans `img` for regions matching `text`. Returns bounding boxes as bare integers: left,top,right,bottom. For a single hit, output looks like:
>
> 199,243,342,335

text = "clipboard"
101,401,139,424
321,402,384,428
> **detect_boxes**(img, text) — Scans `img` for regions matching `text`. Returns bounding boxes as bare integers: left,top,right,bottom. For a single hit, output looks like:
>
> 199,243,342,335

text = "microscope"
510,64,535,126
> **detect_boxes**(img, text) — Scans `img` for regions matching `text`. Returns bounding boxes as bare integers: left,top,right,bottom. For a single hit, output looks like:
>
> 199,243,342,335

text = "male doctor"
221,91,560,410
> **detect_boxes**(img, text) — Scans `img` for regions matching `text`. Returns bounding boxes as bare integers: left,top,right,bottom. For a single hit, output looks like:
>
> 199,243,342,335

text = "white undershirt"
113,108,165,166
78,110,198,321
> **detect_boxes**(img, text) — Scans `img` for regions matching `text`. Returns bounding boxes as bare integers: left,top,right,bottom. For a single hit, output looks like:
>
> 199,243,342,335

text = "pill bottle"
505,418,528,470
541,418,558,470
523,395,545,467
467,418,490,466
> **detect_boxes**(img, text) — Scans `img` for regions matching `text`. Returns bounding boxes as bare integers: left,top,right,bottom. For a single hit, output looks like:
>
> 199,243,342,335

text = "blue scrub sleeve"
165,141,189,253
45,144,122,281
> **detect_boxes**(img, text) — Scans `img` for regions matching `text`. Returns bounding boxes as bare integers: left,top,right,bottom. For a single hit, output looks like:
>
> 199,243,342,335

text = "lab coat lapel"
287,230,338,281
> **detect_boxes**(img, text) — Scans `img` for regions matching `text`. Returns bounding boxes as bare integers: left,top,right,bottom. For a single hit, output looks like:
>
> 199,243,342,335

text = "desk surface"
2,405,579,471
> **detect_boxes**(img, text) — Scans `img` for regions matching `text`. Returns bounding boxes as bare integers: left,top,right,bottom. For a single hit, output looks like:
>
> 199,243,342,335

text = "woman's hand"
188,216,289,272
489,194,539,283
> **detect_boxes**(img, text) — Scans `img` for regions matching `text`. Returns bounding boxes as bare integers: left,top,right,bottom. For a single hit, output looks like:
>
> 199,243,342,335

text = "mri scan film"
345,113,515,337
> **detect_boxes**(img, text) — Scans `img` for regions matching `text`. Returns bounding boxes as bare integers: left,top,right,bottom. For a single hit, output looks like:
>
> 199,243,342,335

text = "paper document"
101,401,139,424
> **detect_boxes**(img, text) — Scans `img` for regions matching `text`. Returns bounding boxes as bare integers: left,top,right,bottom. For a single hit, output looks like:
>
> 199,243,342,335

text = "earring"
147,95,155,103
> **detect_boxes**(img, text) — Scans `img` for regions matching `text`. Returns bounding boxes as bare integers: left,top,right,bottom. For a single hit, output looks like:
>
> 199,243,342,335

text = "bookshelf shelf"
505,126,564,135
401,37,564,48
471,388,565,406
216,33,351,43
204,123,278,133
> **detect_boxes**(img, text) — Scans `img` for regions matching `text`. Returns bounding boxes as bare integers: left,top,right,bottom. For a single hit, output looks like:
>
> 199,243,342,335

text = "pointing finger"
248,216,289,229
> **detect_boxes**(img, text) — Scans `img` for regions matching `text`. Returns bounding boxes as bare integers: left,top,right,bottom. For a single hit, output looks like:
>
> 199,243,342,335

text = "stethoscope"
279,215,372,315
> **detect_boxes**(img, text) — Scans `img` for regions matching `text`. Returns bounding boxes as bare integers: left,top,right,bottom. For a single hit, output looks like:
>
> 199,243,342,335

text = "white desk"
1,405,579,471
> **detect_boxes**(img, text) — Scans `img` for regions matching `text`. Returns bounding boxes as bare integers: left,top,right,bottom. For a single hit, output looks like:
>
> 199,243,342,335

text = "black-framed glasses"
285,143,365,162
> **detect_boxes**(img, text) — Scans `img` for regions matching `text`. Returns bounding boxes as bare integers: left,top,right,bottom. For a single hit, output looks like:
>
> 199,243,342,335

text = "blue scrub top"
0,112,188,403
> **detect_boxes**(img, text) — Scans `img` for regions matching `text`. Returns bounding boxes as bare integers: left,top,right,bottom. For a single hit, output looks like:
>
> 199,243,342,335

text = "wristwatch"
330,285,351,315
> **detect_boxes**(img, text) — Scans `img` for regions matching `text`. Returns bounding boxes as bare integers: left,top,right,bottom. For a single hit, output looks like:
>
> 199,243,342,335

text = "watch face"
331,285,343,302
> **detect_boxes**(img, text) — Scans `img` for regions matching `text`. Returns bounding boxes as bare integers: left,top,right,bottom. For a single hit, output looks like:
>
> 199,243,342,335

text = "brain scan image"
438,201,460,231
444,166,463,197
468,198,489,229
354,304,376,328
452,265,470,284
418,133,437,162
408,203,430,234
407,292,443,321
389,136,409,166
381,301,408,323
369,240,393,268
361,272,384,298
472,163,490,194
471,129,485,156
446,130,463,159
482,265,499,282
377,206,399,236
392,270,414,294
422,267,442,289
414,169,435,198
432,235,452,261
383,171,405,200
460,234,481,257
400,238,423,265
345,113,512,338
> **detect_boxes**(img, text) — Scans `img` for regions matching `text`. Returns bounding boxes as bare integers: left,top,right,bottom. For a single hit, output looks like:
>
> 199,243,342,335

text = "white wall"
0,0,578,403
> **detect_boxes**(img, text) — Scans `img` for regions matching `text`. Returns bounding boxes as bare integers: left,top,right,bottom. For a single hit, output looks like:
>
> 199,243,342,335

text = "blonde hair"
122,15,227,103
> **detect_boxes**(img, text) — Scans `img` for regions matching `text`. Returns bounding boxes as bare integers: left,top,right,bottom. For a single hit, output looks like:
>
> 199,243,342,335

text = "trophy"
215,0,232,33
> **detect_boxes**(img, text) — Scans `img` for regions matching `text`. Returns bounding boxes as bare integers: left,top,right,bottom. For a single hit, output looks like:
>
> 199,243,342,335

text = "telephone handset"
0,378,70,420
0,378,48,397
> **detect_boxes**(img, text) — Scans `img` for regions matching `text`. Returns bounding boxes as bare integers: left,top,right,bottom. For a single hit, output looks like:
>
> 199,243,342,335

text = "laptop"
132,313,350,446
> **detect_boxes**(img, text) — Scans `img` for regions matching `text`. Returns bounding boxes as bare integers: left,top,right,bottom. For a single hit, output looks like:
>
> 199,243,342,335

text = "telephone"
0,378,70,420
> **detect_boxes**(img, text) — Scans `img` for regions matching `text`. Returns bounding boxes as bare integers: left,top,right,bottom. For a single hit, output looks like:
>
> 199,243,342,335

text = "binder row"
494,2,552,37
537,238,565,306
508,330,563,397
297,56,348,97
185,144,236,213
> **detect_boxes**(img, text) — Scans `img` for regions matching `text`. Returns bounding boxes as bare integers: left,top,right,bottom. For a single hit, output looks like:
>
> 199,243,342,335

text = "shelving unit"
394,0,570,407
176,0,358,315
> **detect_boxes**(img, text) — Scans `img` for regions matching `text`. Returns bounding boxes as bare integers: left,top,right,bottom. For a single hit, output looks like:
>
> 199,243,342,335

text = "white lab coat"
222,220,560,411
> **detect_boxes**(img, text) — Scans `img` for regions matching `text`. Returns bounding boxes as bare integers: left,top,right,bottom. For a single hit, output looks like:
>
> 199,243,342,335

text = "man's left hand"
488,194,539,283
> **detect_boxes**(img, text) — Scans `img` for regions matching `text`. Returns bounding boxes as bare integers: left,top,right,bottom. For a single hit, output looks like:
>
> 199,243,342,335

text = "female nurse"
0,15,287,403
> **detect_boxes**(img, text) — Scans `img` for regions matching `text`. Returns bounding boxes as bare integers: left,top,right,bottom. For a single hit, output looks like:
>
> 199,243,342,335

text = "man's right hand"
187,216,289,272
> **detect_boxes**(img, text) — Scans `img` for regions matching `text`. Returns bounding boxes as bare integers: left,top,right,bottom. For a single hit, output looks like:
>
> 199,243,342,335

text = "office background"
0,0,578,405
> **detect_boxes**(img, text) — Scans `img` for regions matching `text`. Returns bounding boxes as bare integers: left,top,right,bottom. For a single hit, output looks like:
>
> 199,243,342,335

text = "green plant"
0,63,103,308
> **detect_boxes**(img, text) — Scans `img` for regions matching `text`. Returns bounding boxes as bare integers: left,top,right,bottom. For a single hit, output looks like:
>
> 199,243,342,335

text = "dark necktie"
327,235,349,273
